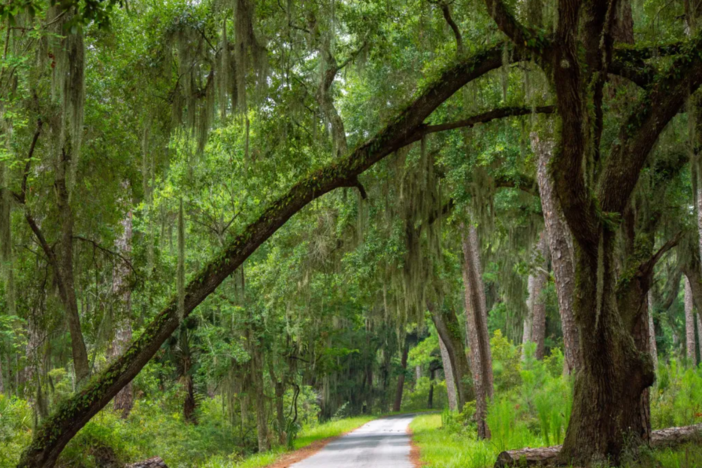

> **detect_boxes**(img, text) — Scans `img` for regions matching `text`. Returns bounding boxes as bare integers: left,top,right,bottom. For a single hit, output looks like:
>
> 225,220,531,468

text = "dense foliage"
3,0,702,466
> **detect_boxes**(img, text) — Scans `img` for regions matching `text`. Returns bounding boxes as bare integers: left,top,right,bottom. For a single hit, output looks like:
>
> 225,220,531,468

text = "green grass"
409,415,702,468
409,414,500,468
292,416,376,450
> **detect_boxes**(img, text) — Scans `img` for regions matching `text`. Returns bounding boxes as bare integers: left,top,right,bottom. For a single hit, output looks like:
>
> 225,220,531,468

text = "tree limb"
72,236,139,278
419,105,554,136
600,31,702,214
18,42,514,468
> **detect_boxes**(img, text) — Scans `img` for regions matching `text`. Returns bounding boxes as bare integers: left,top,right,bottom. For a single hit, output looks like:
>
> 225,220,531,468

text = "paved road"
291,415,416,468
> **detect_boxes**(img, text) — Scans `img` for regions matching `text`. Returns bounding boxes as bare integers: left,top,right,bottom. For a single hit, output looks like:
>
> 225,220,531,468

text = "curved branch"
18,42,512,468
419,105,554,136
483,0,550,58
600,31,702,214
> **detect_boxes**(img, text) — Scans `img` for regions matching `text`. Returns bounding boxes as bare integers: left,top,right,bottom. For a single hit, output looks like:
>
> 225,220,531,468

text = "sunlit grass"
410,415,702,468
293,416,376,450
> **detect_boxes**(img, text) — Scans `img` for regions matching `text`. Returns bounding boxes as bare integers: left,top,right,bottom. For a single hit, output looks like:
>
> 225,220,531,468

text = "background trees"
2,0,702,466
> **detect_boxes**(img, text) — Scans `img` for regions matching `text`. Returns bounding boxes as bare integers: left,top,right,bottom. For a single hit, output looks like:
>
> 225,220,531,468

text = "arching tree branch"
18,42,517,468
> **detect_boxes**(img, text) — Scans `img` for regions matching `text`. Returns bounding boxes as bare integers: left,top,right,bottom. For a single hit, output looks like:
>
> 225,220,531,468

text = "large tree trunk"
558,233,654,465
428,303,474,409
437,334,458,411
392,339,409,412
17,45,514,468
461,224,493,439
532,135,580,373
108,211,134,418
685,276,697,365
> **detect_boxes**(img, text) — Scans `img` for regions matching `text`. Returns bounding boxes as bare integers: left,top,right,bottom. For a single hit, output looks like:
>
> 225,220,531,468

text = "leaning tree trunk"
437,334,458,411
532,135,580,373
393,338,410,412
461,224,493,439
428,303,474,409
17,45,516,468
685,276,697,366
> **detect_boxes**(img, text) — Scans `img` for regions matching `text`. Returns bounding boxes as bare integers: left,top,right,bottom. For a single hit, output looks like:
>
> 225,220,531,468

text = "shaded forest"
2,0,702,466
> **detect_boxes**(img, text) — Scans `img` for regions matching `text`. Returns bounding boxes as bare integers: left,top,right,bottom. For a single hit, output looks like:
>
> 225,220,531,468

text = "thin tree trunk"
437,334,458,411
685,276,697,365
532,134,580,373
530,232,549,360
268,365,286,445
521,274,534,360
252,345,269,452
108,211,133,418
428,368,435,409
428,303,474,408
0,352,4,394
393,339,409,412
55,151,90,387
648,290,658,372
461,224,493,439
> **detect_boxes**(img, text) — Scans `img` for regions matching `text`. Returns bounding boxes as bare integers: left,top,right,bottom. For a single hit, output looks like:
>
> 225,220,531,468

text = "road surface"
291,415,417,468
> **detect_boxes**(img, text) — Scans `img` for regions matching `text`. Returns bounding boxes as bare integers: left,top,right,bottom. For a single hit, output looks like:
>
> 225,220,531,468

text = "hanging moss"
48,7,86,190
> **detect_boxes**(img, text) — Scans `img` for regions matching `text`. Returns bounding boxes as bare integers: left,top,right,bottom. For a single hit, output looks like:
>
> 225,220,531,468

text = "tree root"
494,424,702,467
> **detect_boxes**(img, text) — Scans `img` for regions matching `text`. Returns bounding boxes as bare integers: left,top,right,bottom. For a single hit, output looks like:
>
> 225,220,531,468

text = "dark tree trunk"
558,233,654,465
268,365,286,444
251,342,269,452
461,224,493,439
428,303,474,409
392,339,409,412
55,151,90,387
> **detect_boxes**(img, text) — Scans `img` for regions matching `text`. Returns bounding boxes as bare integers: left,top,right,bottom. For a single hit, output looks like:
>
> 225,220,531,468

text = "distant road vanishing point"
290,415,417,468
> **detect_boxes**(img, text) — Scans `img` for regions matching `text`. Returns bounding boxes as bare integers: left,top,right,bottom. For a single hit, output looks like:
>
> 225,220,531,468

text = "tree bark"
461,224,493,439
17,44,517,468
393,339,409,412
268,365,286,444
55,151,90,387
437,334,458,411
428,303,474,409
524,231,549,360
685,276,697,365
108,211,134,418
532,134,580,373
648,290,658,372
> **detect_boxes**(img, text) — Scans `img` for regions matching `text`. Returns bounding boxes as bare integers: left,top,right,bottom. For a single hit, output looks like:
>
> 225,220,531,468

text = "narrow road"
291,415,417,468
